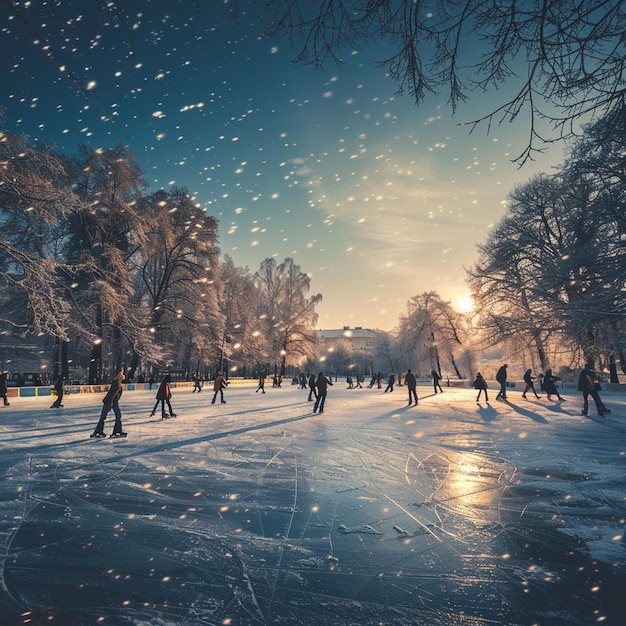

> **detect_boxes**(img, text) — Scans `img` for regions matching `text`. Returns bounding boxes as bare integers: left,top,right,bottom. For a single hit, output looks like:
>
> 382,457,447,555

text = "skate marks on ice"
0,439,525,625
0,388,625,624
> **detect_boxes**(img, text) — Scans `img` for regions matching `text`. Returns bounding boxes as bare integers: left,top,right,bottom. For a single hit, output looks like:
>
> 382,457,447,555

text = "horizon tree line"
1,105,625,383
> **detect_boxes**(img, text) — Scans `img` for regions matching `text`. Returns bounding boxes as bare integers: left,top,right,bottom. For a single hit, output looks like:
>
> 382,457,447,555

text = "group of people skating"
89,371,230,438
471,363,611,418
2,359,608,440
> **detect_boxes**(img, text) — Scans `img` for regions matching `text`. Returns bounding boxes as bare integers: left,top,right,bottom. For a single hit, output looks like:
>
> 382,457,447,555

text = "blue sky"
1,0,565,330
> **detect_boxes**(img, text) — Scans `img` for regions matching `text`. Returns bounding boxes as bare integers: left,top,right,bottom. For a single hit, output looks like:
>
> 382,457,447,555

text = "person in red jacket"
153,374,176,418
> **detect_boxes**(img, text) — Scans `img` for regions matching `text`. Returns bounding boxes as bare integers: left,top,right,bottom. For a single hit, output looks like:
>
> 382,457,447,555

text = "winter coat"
577,368,597,393
156,378,171,400
523,370,534,386
315,374,333,395
0,372,8,394
473,374,488,390
495,366,507,384
103,374,124,408
214,375,227,392
543,370,561,394
404,371,417,390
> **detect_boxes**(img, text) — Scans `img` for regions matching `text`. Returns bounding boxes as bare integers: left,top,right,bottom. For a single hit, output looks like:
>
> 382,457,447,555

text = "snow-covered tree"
0,130,74,341
131,187,221,377
255,257,322,376
397,291,468,379
62,143,152,381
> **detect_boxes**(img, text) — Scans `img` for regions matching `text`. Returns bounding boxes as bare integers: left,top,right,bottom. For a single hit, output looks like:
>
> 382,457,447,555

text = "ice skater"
405,369,418,405
384,373,395,393
431,368,443,393
0,371,9,406
473,372,489,403
91,371,126,438
307,373,317,401
255,374,266,393
521,368,540,399
152,374,176,418
313,372,333,414
543,368,564,401
212,372,228,404
578,364,610,417
50,375,65,408
495,364,508,401
192,373,203,393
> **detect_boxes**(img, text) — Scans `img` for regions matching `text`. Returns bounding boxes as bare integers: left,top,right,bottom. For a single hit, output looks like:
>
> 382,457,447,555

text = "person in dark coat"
91,371,126,438
431,368,443,393
307,373,317,401
543,368,564,401
473,372,489,402
51,375,65,408
495,364,508,401
384,373,395,393
255,374,266,393
405,369,418,405
192,374,203,393
521,369,540,399
313,372,333,414
212,372,228,404
0,371,10,406
153,374,176,418
578,364,610,417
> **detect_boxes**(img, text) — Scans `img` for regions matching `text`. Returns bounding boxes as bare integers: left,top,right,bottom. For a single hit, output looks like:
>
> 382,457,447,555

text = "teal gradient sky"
1,1,565,330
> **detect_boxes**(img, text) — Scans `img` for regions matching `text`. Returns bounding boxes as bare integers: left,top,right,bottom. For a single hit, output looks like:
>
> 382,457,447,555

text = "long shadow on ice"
504,401,549,423
104,412,314,464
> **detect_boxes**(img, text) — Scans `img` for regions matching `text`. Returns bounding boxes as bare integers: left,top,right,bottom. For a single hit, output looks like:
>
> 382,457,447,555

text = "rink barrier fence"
3,377,258,399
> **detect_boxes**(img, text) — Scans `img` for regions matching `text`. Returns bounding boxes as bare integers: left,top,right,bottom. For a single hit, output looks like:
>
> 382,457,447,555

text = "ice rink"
1,380,624,625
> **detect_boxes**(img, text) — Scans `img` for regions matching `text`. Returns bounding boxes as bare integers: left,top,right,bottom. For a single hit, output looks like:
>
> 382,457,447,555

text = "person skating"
473,372,489,403
543,368,564,401
153,374,176,418
192,374,203,393
578,364,610,417
91,371,126,438
50,375,65,408
0,371,10,406
431,368,443,393
495,364,508,401
313,372,333,414
307,373,317,401
255,374,266,393
405,369,418,405
521,368,540,399
384,373,395,393
212,372,228,404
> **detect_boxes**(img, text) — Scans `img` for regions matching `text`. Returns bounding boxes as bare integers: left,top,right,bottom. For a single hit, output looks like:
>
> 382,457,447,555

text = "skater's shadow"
104,412,314,464
374,406,419,420
506,402,549,423
476,403,499,422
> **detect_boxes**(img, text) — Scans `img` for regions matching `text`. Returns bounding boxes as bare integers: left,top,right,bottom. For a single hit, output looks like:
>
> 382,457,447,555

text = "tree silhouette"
266,0,626,164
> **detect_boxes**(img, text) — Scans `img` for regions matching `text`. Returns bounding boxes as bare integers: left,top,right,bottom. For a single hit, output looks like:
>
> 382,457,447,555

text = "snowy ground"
0,381,624,626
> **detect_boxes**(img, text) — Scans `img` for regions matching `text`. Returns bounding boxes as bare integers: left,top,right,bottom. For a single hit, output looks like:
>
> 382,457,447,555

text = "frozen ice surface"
0,382,624,625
